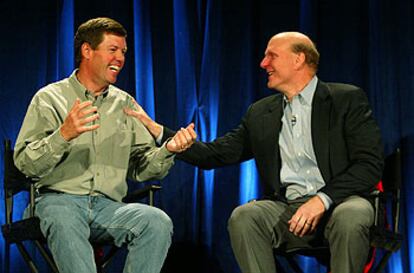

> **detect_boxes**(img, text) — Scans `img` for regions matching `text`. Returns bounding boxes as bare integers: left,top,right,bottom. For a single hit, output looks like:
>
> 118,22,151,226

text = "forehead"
265,37,291,54
99,33,127,47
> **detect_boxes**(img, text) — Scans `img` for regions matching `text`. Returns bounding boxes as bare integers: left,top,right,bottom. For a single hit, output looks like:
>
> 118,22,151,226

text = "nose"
116,50,125,63
260,56,269,69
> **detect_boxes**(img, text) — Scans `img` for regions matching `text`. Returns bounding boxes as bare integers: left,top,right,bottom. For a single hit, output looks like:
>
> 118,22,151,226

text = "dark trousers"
228,196,374,273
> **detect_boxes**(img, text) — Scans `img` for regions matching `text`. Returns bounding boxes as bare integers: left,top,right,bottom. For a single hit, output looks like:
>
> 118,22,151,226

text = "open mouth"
109,65,121,72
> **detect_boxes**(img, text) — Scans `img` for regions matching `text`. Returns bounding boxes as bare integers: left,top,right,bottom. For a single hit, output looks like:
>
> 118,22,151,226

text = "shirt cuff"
317,192,333,210
49,128,71,151
159,140,175,158
155,126,164,145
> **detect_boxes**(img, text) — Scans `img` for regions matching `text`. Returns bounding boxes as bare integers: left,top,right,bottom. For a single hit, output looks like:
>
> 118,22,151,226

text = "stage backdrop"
1,0,413,272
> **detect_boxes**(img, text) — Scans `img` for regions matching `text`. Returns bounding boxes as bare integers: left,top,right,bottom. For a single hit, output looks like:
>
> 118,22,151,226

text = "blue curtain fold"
1,0,413,272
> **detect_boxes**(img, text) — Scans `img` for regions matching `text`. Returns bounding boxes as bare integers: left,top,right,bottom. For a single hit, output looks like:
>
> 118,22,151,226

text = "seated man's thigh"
326,195,374,235
33,193,90,238
90,199,172,245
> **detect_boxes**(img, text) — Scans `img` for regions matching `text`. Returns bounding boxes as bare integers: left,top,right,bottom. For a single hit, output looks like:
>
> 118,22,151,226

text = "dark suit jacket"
164,80,384,205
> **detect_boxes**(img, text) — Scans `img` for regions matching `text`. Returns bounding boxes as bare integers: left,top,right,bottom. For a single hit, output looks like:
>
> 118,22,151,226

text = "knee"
228,203,259,233
329,198,374,235
134,206,173,236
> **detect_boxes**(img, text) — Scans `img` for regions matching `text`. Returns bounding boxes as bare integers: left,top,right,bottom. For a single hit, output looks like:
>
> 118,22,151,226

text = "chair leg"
371,251,393,273
33,241,59,273
5,242,10,273
16,242,40,273
99,246,120,270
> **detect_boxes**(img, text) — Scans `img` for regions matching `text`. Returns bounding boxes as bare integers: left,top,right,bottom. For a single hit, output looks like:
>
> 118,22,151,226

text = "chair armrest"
123,185,162,205
1,217,44,244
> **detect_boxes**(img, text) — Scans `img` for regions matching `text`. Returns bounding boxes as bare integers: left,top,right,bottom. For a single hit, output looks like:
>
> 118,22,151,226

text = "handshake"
124,99,197,154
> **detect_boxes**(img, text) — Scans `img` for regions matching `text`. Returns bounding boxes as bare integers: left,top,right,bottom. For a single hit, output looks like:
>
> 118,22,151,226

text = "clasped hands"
287,195,325,237
163,124,196,153
123,99,196,153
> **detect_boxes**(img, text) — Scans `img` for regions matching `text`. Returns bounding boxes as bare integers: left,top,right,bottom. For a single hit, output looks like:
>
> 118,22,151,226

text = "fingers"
71,99,92,112
186,123,197,140
298,219,313,237
166,123,197,153
131,98,142,111
288,214,313,237
288,198,324,237
60,99,100,141
81,124,100,133
123,107,137,117
80,113,100,125
172,129,191,150
80,105,98,117
124,98,150,119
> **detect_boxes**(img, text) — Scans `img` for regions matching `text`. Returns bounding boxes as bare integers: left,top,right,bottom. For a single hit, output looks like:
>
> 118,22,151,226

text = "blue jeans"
29,193,173,273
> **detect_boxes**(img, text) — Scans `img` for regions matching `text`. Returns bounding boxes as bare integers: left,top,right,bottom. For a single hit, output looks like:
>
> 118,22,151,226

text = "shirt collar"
68,69,110,100
283,75,318,106
298,75,318,106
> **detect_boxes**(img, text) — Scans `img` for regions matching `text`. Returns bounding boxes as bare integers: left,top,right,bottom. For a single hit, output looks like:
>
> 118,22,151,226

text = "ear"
294,52,306,70
81,42,92,61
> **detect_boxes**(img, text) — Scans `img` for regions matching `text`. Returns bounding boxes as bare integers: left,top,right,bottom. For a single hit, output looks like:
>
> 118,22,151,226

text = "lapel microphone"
291,115,297,126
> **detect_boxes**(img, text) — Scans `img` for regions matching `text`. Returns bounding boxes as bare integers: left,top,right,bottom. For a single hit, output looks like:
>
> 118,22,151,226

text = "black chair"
1,139,162,273
275,149,403,273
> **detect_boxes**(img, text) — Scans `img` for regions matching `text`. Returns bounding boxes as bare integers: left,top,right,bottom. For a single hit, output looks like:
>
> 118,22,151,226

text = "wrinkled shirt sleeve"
14,94,71,178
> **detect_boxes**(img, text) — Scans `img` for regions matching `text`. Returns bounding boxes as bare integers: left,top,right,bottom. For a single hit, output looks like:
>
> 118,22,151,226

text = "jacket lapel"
311,81,332,182
262,95,283,151
261,95,283,192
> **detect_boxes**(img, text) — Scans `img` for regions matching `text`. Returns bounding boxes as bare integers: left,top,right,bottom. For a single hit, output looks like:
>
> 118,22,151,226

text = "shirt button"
298,152,302,156
96,172,100,176
306,170,311,174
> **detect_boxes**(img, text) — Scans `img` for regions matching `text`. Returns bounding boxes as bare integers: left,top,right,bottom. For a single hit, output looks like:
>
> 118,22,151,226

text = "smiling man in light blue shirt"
132,31,384,273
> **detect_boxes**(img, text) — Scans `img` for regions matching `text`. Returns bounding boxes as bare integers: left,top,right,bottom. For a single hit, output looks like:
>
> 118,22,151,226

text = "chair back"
4,140,32,195
381,148,402,233
370,148,403,255
382,148,402,192
3,139,33,224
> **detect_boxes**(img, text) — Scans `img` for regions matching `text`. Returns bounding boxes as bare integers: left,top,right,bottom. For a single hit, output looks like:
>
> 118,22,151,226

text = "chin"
267,82,276,89
107,77,117,84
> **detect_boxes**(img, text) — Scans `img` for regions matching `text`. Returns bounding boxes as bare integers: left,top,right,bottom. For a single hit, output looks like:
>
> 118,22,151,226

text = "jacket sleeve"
163,110,255,169
320,88,384,204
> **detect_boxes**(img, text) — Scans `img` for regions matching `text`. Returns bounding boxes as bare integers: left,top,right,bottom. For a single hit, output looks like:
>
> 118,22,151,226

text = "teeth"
109,65,120,72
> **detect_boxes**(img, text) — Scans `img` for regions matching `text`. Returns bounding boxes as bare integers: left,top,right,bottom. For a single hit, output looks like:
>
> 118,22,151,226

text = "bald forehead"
269,32,313,48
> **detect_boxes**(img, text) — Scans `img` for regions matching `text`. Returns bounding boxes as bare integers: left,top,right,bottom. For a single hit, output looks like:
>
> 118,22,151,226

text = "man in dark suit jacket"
126,32,384,273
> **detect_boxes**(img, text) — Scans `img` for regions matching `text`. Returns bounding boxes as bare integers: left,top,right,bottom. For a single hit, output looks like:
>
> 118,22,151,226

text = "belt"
37,188,64,195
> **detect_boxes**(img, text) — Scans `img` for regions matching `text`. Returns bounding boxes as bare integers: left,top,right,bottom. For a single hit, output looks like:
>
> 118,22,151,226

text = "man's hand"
60,99,100,141
166,123,197,153
288,195,326,237
124,99,162,139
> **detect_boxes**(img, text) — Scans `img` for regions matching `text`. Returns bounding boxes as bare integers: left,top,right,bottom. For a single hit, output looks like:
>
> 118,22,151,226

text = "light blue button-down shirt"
279,76,332,209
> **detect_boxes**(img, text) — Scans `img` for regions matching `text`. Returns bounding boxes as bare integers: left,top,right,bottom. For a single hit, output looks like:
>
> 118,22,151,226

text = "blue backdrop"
0,0,413,272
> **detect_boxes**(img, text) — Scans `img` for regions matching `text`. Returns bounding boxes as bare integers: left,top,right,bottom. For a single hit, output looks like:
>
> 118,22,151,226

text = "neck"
281,73,314,101
76,68,107,97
